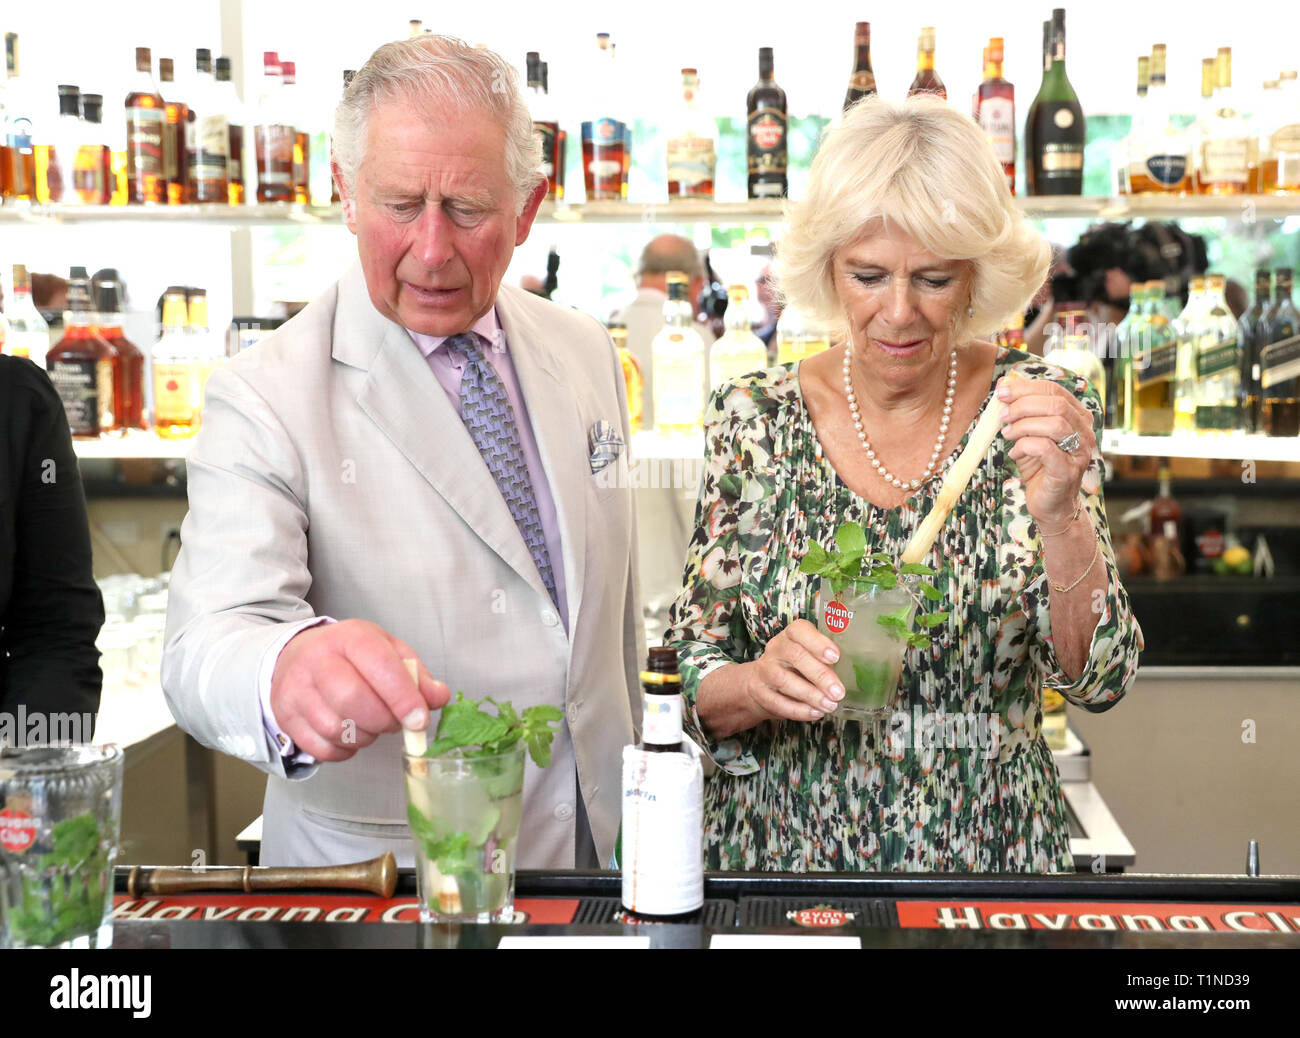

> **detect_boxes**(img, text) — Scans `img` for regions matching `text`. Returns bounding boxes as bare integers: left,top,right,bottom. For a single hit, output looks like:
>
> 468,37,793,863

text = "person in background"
0,356,104,740
753,263,783,350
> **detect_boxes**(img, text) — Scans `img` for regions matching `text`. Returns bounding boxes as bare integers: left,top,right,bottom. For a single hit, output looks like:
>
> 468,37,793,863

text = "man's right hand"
269,619,450,763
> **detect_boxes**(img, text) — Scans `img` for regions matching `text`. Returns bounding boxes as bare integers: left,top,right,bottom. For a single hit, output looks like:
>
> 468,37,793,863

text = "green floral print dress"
663,347,1143,873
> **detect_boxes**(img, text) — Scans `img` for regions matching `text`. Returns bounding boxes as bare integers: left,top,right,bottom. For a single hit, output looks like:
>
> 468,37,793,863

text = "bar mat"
739,897,897,929
574,897,737,927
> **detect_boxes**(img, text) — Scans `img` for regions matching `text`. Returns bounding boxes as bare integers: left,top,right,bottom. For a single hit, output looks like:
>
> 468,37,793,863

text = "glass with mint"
403,694,562,924
801,521,948,723
0,744,124,949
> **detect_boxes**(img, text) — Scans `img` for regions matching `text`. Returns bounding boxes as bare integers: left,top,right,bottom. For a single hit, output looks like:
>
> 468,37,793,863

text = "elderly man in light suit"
162,35,642,870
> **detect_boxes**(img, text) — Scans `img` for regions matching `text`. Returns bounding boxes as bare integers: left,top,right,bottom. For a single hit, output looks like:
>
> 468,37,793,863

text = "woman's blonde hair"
776,95,1049,343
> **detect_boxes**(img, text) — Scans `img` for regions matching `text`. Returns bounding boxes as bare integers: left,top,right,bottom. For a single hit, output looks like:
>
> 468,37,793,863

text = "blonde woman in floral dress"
664,97,1143,873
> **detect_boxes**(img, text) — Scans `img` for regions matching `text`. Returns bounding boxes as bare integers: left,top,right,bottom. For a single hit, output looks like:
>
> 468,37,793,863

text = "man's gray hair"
635,235,704,281
333,35,543,215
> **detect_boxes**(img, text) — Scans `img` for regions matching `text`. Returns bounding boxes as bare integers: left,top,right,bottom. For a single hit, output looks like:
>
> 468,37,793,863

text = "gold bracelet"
1038,497,1083,537
1048,539,1101,593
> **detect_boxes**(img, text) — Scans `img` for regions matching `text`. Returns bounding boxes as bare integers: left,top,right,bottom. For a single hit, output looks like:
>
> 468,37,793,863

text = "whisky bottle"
280,61,309,204
5,264,50,367
1237,269,1271,432
1259,268,1300,436
666,68,717,201
73,93,112,204
125,47,165,204
843,22,876,112
526,52,562,203
46,267,118,438
651,272,707,437
92,273,145,433
1171,277,1206,433
610,323,643,434
1025,8,1085,196
747,47,787,199
3,32,37,202
1114,282,1149,432
1261,70,1300,193
709,285,768,391
580,34,625,203
975,38,1015,194
157,58,189,205
1131,281,1177,435
1194,275,1242,432
214,57,244,205
188,49,226,203
1200,48,1251,195
254,51,294,203
907,26,946,99
1131,45,1191,194
153,288,203,438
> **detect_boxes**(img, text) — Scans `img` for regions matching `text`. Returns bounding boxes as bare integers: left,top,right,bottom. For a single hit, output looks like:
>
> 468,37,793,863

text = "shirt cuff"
257,616,337,775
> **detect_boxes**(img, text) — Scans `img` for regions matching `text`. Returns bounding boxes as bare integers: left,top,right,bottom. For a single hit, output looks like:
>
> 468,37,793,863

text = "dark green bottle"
1025,8,1086,195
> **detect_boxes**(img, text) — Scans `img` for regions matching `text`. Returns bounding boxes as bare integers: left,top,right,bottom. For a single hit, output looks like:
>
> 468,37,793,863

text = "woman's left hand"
996,375,1095,527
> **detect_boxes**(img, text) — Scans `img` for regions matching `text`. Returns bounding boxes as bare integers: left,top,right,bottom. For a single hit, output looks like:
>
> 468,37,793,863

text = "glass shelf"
1101,430,1300,463
74,434,194,460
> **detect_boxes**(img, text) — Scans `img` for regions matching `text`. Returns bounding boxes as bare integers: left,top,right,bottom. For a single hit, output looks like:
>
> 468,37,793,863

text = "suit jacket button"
541,609,559,627
554,803,574,821
567,703,580,724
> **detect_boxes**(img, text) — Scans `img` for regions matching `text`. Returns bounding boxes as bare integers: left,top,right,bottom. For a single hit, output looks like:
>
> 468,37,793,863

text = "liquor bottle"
975,38,1015,194
1117,56,1150,194
746,47,787,199
41,84,82,204
843,21,875,111
1149,465,1185,579
610,323,643,434
1171,276,1206,433
279,61,309,204
254,52,294,203
46,267,118,438
526,52,562,203
580,34,625,203
1259,267,1300,436
1193,275,1242,432
5,264,49,367
652,272,707,437
1025,8,1085,196
125,47,165,204
188,50,227,203
3,32,37,202
775,304,830,367
709,285,768,391
73,93,112,204
215,57,244,205
908,26,946,99
188,287,222,404
612,41,631,200
1190,57,1218,193
666,68,717,201
1131,45,1191,194
619,645,703,921
92,273,145,433
157,59,189,205
1237,268,1271,432
1131,281,1177,435
1261,69,1300,193
152,288,202,438
1199,48,1250,195
1044,304,1107,413
541,62,565,203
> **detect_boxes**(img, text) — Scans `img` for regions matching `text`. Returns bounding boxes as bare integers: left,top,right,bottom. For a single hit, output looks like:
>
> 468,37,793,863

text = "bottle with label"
1261,70,1300,194
619,646,704,921
975,37,1015,194
1189,57,1217,194
1043,304,1107,414
92,272,145,433
1149,465,1184,579
214,57,244,205
1117,56,1150,194
279,61,309,204
42,84,81,204
1131,281,1177,435
125,47,165,204
580,33,625,203
3,32,37,202
710,285,768,391
666,68,716,201
1131,45,1191,194
1171,276,1206,433
152,288,203,438
73,93,112,204
907,26,946,99
1199,48,1251,195
46,267,118,438
189,49,228,203
1113,284,1148,432
1025,8,1085,196
651,271,706,437
541,62,564,203
158,58,189,205
843,22,876,112
1259,267,1300,436
5,264,49,367
254,52,294,203
610,323,643,434
1193,275,1242,432
1237,268,1271,433
526,52,562,203
746,47,787,200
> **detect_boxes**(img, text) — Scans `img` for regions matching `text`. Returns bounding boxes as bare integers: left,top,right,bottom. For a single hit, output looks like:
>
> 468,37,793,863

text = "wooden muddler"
126,852,398,898
900,371,1023,566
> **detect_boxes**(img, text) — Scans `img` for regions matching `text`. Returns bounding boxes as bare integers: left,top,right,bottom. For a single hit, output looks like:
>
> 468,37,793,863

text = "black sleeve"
0,358,105,731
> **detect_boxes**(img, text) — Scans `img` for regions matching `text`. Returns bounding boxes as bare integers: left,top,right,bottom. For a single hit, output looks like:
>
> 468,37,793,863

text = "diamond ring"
1056,432,1081,454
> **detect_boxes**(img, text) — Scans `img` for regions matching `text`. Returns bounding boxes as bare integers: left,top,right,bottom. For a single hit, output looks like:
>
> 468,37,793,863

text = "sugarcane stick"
900,371,1024,566
400,657,458,913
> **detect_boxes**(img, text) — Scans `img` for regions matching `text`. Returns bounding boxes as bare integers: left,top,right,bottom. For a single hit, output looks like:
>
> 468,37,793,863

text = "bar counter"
110,867,1300,949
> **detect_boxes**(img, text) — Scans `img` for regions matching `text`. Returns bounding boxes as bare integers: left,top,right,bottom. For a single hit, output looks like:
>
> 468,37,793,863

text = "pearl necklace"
842,345,959,490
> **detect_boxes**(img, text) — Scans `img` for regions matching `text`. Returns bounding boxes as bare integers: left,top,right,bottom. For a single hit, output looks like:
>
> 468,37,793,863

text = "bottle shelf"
1101,430,1300,463
6,195,1300,227
74,433,194,459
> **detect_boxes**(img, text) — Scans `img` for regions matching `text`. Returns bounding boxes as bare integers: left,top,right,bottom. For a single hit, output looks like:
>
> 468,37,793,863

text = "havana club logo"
750,114,784,151
823,600,853,634
0,807,37,853
786,904,856,928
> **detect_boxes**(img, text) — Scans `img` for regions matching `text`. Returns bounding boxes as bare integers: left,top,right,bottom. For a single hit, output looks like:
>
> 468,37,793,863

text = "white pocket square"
588,420,624,473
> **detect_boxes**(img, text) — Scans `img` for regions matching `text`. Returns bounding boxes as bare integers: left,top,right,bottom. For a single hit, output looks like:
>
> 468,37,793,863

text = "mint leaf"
899,562,937,576
919,611,949,629
484,697,520,729
907,632,933,649
918,582,943,602
523,704,564,725
800,541,829,575
868,568,897,590
525,727,554,768
433,709,511,754
867,553,894,564
877,615,909,638
835,522,867,560
883,604,914,626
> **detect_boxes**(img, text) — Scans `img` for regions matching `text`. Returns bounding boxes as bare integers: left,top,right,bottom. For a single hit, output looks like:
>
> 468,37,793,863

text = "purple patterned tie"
444,332,558,606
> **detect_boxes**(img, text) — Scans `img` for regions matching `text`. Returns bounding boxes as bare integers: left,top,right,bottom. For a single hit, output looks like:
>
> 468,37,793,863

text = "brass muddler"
127,852,397,898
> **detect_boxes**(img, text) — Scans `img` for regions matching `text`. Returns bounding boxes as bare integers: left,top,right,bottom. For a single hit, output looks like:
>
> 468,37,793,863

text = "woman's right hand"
697,620,846,738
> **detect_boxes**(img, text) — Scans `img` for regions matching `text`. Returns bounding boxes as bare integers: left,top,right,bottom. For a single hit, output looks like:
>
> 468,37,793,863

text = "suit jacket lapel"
495,285,588,635
337,266,552,607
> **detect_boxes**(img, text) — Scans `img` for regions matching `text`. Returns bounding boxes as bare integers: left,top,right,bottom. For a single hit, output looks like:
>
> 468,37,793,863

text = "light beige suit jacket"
161,262,643,869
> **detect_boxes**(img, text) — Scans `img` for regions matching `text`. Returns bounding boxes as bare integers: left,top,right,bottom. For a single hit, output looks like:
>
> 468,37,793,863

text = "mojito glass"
403,744,525,923
816,579,916,722
0,744,124,949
